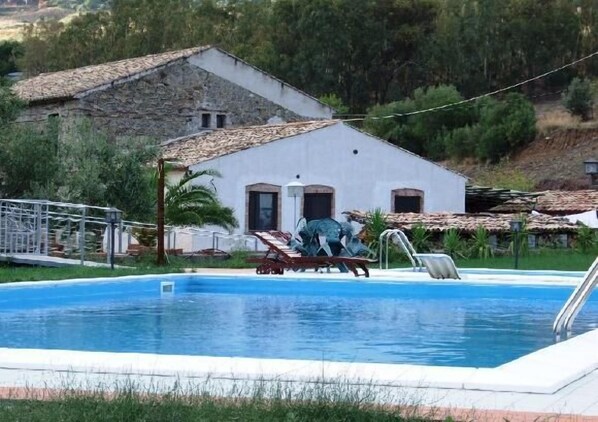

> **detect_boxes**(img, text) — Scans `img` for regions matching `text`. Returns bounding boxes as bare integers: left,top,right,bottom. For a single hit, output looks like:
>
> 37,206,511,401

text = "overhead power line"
342,49,598,122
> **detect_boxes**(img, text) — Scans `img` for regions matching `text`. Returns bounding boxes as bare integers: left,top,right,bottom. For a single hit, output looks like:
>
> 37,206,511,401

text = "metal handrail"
553,256,598,340
378,229,423,271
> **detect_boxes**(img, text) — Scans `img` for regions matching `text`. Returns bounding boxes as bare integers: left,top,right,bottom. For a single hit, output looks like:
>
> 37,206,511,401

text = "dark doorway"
303,193,332,221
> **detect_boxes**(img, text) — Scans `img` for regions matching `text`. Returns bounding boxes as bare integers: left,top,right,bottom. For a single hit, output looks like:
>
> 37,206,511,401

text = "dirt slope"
513,128,598,188
448,95,598,190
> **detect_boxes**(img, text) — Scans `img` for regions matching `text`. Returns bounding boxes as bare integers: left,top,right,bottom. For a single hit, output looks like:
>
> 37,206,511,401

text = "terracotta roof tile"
161,120,339,166
13,46,210,103
345,211,580,234
490,190,598,215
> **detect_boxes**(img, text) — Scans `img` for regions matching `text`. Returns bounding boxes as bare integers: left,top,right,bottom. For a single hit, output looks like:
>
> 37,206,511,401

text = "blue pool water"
1,275,597,368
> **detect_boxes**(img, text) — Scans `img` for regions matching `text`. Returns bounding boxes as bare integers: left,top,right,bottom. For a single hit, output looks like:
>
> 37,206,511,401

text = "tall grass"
0,381,443,422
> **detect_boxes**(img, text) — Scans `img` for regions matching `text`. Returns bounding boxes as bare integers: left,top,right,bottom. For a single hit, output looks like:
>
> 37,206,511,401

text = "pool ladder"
553,256,598,341
379,229,423,271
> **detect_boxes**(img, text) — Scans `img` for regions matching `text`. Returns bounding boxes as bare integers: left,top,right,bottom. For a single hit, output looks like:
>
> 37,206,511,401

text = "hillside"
444,97,598,190
451,128,598,190
0,6,72,40
0,1,106,40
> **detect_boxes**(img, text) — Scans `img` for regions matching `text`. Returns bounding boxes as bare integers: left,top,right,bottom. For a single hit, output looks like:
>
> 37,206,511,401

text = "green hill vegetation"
2,0,598,171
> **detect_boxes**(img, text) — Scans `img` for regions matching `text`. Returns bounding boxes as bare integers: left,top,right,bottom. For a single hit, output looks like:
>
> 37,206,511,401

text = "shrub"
410,223,431,253
365,87,535,163
443,228,467,259
132,227,157,248
575,225,597,253
476,93,536,163
365,84,476,159
563,77,594,121
362,208,388,257
319,93,349,115
469,225,493,259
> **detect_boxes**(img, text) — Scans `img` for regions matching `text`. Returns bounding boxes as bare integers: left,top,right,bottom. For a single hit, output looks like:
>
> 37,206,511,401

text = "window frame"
245,184,281,232
391,188,424,213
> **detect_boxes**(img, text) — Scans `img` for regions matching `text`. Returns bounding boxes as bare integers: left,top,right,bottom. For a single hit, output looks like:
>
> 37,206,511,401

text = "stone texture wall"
18,61,305,141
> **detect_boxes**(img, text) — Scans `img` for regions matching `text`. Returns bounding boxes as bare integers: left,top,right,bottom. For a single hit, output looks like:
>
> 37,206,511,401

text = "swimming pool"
1,274,596,368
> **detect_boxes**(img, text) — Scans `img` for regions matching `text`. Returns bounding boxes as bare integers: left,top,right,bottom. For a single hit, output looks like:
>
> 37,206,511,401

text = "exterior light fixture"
584,159,598,186
285,180,305,230
509,218,523,270
104,208,123,270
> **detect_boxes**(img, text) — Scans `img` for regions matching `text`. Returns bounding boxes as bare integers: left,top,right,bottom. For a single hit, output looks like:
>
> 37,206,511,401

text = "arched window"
391,188,424,213
246,183,281,231
303,185,335,221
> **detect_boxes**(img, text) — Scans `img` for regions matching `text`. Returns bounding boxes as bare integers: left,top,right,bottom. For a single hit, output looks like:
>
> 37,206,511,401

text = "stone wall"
17,61,305,141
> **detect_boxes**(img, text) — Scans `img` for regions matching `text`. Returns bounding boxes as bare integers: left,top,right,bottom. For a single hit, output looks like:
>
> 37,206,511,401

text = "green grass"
0,250,257,284
0,265,183,284
454,249,596,271
390,249,596,271
0,386,441,422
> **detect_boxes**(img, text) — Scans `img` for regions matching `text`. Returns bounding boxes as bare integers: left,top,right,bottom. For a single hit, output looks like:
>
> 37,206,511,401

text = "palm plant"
443,228,467,259
165,169,238,231
410,223,431,252
470,225,493,259
575,225,597,253
362,208,388,257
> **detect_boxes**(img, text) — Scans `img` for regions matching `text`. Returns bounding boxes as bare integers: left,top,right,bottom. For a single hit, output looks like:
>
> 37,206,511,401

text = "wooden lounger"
249,231,375,277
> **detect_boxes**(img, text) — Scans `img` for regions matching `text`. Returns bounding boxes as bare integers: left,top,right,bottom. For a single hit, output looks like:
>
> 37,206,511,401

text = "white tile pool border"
1,270,597,396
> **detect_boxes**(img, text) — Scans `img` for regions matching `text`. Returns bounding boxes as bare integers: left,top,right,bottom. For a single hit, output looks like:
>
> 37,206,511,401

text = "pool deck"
1,267,598,421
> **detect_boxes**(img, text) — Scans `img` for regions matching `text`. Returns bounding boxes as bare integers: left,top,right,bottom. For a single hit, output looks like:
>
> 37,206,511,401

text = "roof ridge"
14,46,212,103
35,46,210,78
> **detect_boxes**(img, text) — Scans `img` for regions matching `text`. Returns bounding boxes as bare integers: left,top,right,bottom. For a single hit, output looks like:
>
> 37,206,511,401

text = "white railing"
378,229,423,271
0,199,259,264
553,256,598,341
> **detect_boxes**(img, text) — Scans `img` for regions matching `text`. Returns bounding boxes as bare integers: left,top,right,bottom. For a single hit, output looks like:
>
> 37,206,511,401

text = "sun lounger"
413,253,461,280
248,231,375,277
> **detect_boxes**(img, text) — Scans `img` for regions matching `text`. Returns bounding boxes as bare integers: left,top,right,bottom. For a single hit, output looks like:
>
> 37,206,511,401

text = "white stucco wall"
188,123,466,234
189,48,334,120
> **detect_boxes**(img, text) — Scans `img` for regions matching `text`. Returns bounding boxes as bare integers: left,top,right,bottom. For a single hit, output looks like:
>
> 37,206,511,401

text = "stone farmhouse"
162,120,467,234
12,46,333,140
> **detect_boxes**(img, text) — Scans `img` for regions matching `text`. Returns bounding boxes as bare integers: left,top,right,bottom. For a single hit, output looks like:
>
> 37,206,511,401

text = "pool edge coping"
1,270,597,395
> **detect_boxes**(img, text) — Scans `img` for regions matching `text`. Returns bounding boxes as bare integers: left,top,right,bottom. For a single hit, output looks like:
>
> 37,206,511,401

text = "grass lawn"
0,251,255,283
389,249,597,272
454,249,597,271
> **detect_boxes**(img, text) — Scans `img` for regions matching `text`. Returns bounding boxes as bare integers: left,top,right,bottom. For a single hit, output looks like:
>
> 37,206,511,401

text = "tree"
0,82,23,126
57,121,158,221
476,93,536,163
563,77,594,121
365,84,476,159
0,41,24,77
267,0,438,112
0,117,158,222
165,170,238,231
0,125,61,199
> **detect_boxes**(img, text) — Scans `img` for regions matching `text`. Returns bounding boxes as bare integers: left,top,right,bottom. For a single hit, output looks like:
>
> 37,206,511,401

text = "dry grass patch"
537,109,598,134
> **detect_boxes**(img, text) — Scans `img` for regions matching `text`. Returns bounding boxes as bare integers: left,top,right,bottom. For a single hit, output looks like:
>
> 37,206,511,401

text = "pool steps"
554,256,598,340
